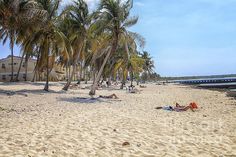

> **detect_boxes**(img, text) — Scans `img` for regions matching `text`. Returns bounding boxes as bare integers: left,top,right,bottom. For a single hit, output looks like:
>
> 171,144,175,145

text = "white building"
0,55,37,82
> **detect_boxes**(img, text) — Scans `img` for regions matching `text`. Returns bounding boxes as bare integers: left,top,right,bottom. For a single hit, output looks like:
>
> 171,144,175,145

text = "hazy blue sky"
1,0,236,77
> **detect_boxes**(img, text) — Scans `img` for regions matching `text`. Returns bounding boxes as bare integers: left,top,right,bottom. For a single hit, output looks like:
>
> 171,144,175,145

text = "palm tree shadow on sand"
58,97,122,104
0,89,61,96
58,97,106,104
0,82,65,87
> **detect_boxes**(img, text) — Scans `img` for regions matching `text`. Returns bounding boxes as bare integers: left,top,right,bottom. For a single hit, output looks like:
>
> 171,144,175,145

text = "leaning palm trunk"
89,58,109,95
15,52,25,81
62,63,76,90
31,67,37,82
92,68,95,84
63,44,83,91
31,53,40,82
89,44,115,95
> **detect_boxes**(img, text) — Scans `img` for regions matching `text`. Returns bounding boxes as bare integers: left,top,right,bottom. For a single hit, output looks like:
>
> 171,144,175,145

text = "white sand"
0,82,236,157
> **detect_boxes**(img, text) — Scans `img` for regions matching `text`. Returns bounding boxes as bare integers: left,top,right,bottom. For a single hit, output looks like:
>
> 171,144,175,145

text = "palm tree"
89,0,138,95
15,21,44,82
141,51,155,81
24,52,30,81
15,44,36,81
60,0,91,91
102,24,145,89
0,0,47,81
0,0,25,81
31,51,40,82
23,0,70,91
15,51,25,81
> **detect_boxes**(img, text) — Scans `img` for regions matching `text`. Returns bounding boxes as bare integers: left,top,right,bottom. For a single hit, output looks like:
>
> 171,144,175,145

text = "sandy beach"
0,82,236,157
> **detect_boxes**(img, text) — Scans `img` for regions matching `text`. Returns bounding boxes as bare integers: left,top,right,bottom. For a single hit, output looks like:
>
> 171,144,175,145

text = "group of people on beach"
98,84,142,99
70,81,199,112
99,93,199,112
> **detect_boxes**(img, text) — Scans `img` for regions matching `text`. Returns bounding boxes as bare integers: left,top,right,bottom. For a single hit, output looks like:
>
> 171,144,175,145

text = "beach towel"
162,106,174,111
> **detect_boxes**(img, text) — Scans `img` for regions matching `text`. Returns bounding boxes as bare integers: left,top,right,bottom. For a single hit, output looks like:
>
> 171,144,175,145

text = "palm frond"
123,16,138,27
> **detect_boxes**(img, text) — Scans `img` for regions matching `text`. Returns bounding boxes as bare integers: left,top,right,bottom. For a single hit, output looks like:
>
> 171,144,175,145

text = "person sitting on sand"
95,83,103,90
155,102,198,112
99,93,118,99
127,84,135,91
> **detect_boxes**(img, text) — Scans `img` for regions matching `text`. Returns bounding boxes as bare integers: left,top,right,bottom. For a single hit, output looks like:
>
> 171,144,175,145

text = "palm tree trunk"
92,69,96,84
10,36,14,82
15,52,25,81
82,64,86,80
69,65,71,78
44,54,49,91
63,43,84,90
74,65,77,81
66,63,68,81
24,54,29,81
85,67,88,84
130,71,134,86
120,71,125,89
32,67,36,82
44,47,49,91
89,45,115,95
62,63,76,90
108,76,111,87
89,36,119,95
76,61,82,84
31,53,40,82
78,61,83,84
121,79,125,89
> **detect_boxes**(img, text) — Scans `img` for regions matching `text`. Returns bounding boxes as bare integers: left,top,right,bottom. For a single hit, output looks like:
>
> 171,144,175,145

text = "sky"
1,0,236,77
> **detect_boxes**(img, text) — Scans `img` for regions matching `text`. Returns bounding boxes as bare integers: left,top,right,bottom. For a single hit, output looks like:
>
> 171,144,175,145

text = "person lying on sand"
139,85,147,88
155,102,198,112
99,93,118,99
113,82,119,86
174,102,198,112
129,88,142,94
69,83,79,89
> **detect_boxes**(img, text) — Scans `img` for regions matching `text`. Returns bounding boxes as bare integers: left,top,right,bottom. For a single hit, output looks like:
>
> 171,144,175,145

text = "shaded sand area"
0,82,236,157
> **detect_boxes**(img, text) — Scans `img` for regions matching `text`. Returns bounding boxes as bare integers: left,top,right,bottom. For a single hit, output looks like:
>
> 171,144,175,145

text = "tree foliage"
0,0,157,93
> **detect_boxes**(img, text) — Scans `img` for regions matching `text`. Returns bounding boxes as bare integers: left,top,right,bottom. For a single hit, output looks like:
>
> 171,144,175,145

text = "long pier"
172,77,236,89
174,77,236,85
